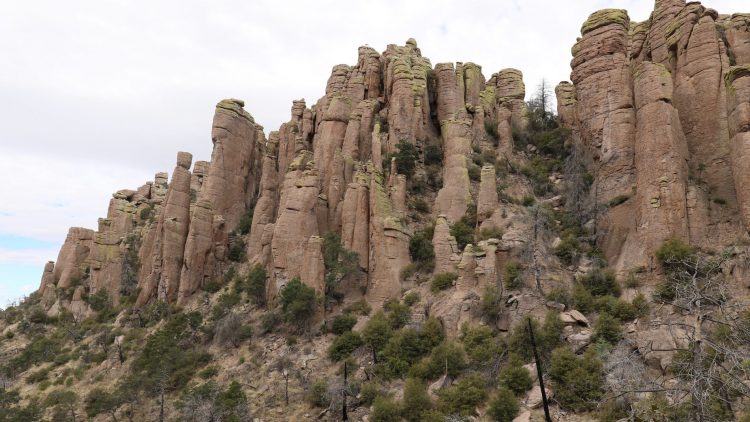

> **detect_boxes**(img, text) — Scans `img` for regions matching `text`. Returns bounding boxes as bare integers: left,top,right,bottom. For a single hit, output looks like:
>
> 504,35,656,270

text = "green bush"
280,278,317,326
437,373,488,416
238,264,267,306
451,218,475,251
460,324,502,364
384,300,412,329
129,312,210,392
554,234,581,265
549,347,603,411
479,225,503,241
359,381,381,406
372,395,401,422
507,312,562,363
401,378,432,422
656,238,694,264
393,140,419,177
411,198,430,213
421,341,466,379
306,379,328,407
424,144,443,166
322,232,359,302
328,331,363,361
409,226,436,272
236,205,255,235
488,387,519,422
578,269,620,297
227,237,246,262
431,272,458,292
403,292,420,307
468,164,482,182
379,321,443,379
499,354,532,395
84,388,122,420
593,312,621,345
330,314,357,335
503,260,523,289
362,311,392,362
481,285,504,324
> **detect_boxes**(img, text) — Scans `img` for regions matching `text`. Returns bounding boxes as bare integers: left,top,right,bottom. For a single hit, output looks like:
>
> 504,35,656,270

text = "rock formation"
559,1,750,273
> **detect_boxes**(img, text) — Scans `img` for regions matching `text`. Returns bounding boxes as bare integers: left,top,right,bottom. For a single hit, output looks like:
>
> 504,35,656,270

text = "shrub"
508,313,562,363
431,272,458,292
479,225,503,241
546,287,571,307
372,395,401,422
260,311,281,334
572,283,594,314
401,378,432,421
279,278,317,326
488,388,519,422
211,291,241,320
521,195,535,206
409,226,435,272
236,206,255,235
419,341,466,379
239,264,267,306
460,324,502,364
343,299,371,316
554,234,580,265
450,214,476,251
499,354,532,395
484,119,499,143
380,329,431,379
403,292,420,307
578,269,620,297
328,331,363,361
411,198,430,213
656,238,694,264
503,260,523,289
306,379,328,407
468,164,482,182
359,381,381,406
393,140,419,177
330,314,357,335
481,285,504,324
593,312,621,345
437,373,488,416
227,237,246,262
549,347,603,411
322,232,359,302
362,311,392,361
384,300,412,329
424,144,443,166
84,388,122,420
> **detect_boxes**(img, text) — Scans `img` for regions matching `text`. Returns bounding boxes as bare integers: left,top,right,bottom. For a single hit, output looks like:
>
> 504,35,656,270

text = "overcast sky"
1,0,746,307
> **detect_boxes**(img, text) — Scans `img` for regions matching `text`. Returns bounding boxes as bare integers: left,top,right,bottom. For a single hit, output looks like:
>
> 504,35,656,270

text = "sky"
0,0,746,308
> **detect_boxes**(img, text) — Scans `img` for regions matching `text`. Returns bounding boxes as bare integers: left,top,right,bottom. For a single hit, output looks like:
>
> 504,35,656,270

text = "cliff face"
36,39,540,318
560,3,750,273
37,2,750,324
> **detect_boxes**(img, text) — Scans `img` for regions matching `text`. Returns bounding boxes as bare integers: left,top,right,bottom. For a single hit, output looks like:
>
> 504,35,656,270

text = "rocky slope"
2,1,750,421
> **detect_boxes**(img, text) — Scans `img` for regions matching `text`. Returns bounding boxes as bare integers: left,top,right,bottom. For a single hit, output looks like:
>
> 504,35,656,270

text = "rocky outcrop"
627,62,690,267
727,65,750,229
561,3,750,273
200,99,261,231
366,170,410,306
137,152,193,304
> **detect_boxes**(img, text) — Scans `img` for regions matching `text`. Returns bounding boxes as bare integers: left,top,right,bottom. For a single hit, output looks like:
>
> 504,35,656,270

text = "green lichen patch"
725,65,750,87
581,9,629,35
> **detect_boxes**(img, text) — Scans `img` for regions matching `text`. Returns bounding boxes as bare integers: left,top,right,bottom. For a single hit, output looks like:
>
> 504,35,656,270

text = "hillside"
2,1,750,421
